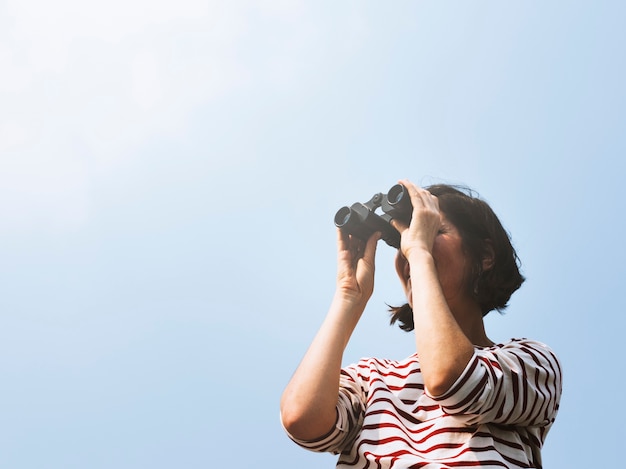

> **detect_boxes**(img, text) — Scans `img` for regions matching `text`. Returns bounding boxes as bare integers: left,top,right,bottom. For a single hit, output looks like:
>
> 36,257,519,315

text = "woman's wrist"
405,247,435,267
331,289,369,313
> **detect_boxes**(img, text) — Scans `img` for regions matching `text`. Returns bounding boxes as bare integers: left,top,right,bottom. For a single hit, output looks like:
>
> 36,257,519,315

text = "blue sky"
1,1,624,468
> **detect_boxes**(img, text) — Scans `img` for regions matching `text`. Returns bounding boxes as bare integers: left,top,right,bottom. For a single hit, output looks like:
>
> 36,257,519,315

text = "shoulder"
497,337,557,351
482,338,562,378
492,338,560,359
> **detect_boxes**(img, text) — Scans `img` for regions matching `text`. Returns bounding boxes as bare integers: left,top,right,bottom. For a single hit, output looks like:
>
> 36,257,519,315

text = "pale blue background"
1,1,623,468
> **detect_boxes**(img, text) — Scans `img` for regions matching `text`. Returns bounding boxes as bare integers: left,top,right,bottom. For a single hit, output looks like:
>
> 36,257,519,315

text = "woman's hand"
335,229,380,308
392,179,442,261
280,229,380,442
390,179,477,396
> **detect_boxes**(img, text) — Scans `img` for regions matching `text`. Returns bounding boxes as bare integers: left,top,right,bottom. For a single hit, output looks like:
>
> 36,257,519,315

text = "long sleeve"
430,338,562,430
282,338,563,468
282,368,367,454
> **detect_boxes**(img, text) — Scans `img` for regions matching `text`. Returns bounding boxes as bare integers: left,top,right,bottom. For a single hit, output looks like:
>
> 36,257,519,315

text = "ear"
481,240,495,272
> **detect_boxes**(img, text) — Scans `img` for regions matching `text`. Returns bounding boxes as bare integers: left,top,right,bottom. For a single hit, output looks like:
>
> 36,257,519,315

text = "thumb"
362,232,381,260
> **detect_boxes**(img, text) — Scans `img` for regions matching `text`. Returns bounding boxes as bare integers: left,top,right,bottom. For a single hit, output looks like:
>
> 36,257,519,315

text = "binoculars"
334,184,412,249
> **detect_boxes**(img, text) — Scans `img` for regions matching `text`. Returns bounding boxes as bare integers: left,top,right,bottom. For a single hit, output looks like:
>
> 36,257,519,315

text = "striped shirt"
285,338,562,468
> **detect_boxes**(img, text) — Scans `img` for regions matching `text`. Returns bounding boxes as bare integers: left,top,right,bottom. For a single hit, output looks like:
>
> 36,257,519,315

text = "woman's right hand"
335,229,380,308
280,229,380,441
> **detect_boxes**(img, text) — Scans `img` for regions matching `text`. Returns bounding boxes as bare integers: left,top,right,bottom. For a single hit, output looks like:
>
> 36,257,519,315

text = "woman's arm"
433,340,562,428
280,229,379,441
406,251,475,396
392,179,475,397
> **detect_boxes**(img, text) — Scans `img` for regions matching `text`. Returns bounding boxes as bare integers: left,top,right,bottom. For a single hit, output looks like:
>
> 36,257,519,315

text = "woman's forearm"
408,251,475,396
280,294,364,441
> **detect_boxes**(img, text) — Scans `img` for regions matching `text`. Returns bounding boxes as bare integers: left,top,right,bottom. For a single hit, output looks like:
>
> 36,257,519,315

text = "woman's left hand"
391,179,442,261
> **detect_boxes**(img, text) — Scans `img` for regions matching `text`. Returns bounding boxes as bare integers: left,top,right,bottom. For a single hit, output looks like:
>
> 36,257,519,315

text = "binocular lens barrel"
334,206,353,228
387,184,407,206
385,184,412,223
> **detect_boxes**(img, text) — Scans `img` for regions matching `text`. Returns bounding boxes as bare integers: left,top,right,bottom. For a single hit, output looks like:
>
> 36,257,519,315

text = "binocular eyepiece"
334,184,412,249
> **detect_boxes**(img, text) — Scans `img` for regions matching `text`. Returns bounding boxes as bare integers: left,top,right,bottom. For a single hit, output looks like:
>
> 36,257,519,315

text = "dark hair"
389,184,525,331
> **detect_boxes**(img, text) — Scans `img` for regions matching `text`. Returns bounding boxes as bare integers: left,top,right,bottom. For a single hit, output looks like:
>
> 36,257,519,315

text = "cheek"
431,238,448,266
432,239,466,277
394,252,406,278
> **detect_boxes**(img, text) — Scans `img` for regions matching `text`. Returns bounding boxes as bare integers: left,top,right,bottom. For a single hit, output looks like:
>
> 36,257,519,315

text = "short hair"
389,184,525,331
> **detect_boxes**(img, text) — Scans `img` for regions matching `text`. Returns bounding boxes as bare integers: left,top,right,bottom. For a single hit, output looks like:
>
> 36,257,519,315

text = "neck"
451,301,493,347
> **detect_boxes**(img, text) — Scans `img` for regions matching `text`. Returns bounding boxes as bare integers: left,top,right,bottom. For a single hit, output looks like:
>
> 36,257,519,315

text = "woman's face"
395,215,472,310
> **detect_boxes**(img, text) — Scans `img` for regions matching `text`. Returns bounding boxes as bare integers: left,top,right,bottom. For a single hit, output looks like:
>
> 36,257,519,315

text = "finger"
398,179,439,211
337,227,349,249
337,229,358,261
362,231,380,260
390,218,408,233
339,231,366,260
397,179,426,208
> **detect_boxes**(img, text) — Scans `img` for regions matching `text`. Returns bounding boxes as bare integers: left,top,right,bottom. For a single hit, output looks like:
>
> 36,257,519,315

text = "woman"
280,180,562,469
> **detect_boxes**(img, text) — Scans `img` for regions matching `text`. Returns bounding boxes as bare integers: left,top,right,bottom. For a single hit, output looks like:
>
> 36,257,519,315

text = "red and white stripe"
285,338,562,469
